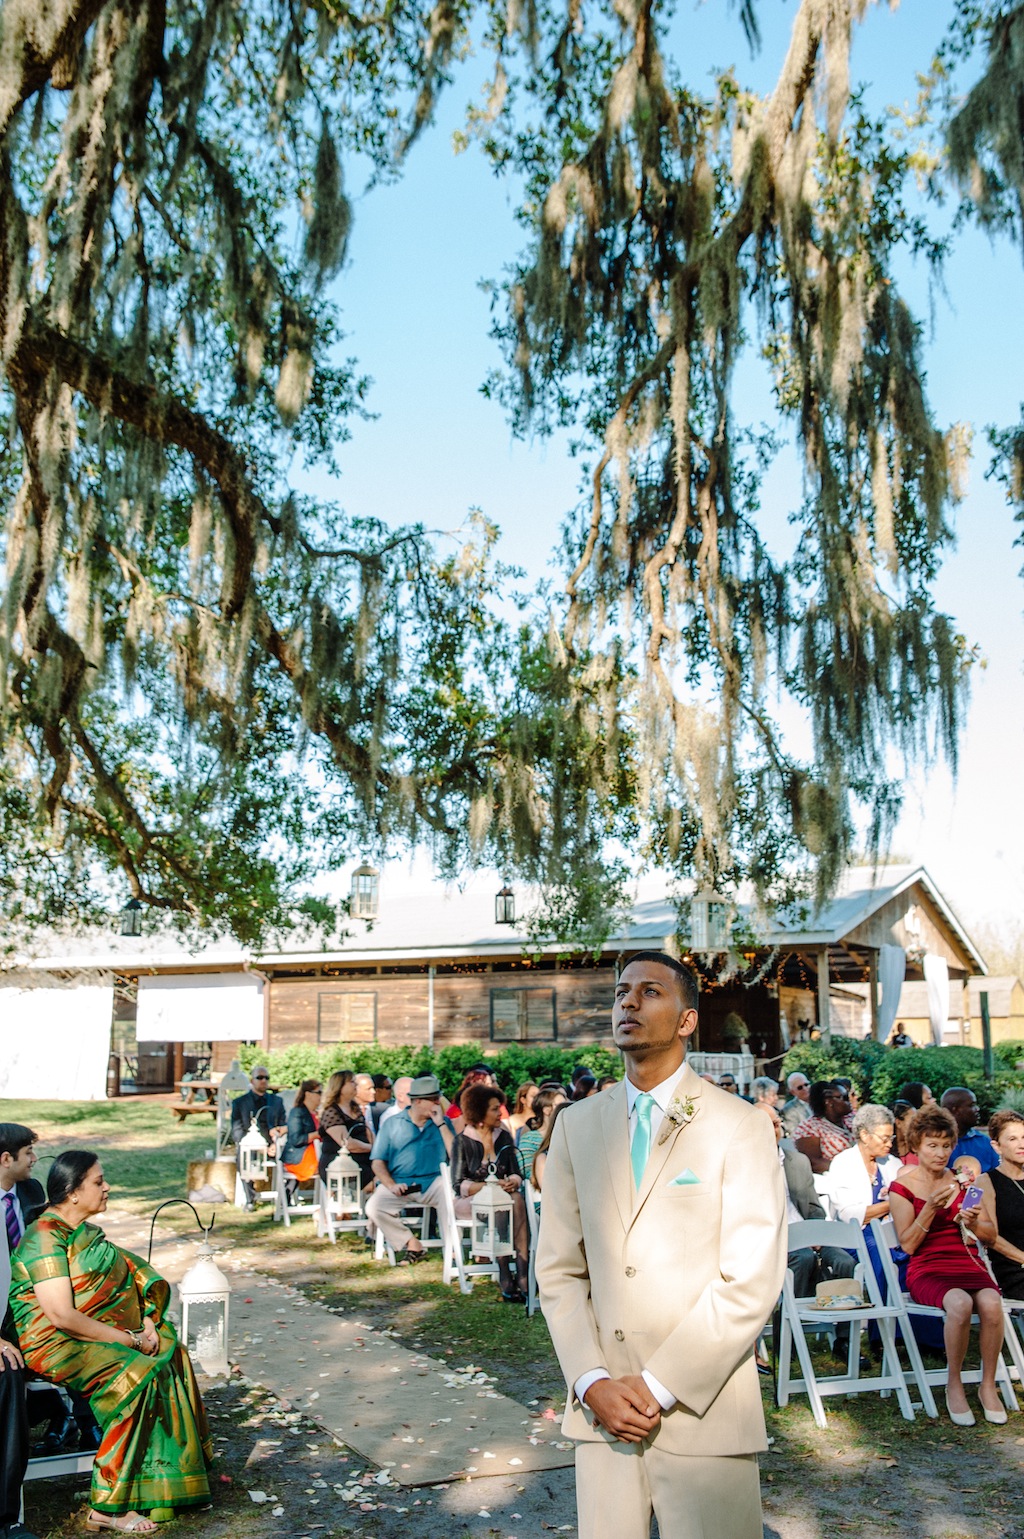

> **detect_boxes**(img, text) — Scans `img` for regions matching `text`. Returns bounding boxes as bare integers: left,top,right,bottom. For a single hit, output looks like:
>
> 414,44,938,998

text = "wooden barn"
0,864,986,1097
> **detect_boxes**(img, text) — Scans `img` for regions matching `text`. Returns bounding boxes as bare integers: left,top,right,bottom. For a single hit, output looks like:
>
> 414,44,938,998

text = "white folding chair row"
871,1217,1019,1411
777,1217,931,1429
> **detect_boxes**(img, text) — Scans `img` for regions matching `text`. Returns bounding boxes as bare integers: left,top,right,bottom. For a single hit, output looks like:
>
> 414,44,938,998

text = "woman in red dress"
889,1104,1004,1427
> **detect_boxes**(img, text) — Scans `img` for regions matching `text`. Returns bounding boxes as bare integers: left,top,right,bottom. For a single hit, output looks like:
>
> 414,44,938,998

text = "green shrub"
239,1041,622,1097
867,1046,1023,1119
780,1038,887,1100
993,1040,1024,1070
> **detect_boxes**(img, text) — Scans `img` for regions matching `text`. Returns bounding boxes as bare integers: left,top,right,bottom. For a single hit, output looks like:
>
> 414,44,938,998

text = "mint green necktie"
631,1092,654,1188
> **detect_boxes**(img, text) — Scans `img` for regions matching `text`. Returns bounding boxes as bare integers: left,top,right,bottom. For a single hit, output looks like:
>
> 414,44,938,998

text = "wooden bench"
170,1103,217,1122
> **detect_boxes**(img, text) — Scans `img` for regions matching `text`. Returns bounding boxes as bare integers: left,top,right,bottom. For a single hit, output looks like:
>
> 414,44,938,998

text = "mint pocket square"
667,1168,700,1186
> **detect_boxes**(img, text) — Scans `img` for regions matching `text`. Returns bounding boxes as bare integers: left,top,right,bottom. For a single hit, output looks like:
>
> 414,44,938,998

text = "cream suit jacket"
536,1062,786,1457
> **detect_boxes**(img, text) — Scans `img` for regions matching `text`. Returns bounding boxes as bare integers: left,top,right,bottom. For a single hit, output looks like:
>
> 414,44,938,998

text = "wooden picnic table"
170,1079,218,1122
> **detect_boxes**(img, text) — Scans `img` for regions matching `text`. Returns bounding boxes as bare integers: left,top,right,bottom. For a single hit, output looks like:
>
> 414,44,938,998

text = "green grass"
0,1095,214,1212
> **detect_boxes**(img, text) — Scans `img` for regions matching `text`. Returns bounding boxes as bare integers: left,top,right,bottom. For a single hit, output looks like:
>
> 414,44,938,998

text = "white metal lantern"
494,883,515,925
350,860,380,920
238,1118,268,1182
326,1148,363,1218
179,1241,231,1376
471,1167,515,1260
690,887,730,951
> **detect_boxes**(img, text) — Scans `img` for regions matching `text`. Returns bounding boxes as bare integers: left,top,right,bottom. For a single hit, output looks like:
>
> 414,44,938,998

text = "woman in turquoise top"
515,1087,566,1181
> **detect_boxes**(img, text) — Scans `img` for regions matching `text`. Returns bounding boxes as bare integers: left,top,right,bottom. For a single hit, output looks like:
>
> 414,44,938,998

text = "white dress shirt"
574,1064,687,1414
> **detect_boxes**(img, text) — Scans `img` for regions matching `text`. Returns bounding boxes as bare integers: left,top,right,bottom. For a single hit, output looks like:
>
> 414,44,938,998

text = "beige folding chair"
777,1217,926,1429
873,1217,1018,1411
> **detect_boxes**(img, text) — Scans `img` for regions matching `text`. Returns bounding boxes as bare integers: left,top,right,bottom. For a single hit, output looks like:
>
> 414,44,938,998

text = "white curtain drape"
923,953,950,1048
875,944,906,1043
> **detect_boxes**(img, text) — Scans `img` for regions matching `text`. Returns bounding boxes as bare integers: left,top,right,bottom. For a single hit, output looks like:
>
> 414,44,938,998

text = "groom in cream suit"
537,951,786,1538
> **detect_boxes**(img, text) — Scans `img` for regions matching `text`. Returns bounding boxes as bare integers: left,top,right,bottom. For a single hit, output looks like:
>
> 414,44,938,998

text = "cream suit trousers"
575,1440,762,1539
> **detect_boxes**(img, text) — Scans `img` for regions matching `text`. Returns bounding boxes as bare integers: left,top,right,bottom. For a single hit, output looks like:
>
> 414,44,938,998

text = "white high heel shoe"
944,1390,975,1427
978,1393,1008,1425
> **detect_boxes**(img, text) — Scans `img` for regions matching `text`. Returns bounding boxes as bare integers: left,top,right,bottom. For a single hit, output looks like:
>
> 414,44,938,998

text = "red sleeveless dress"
890,1180,999,1309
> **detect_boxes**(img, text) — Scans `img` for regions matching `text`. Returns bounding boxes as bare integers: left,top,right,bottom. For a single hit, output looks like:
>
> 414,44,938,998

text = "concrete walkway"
103,1208,575,1488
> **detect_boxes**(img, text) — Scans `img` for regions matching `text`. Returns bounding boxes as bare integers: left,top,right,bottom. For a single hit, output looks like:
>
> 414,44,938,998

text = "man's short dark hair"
940,1086,974,1108
620,952,699,1012
0,1123,37,1160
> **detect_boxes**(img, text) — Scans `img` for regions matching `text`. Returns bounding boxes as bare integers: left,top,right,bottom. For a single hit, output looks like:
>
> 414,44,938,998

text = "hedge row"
237,1041,623,1099
781,1040,1024,1120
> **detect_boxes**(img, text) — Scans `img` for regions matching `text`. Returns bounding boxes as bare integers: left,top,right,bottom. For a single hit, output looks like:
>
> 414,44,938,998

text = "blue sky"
296,0,1024,938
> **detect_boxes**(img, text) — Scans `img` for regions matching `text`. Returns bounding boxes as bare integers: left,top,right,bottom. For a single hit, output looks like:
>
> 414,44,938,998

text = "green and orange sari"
9,1215,212,1516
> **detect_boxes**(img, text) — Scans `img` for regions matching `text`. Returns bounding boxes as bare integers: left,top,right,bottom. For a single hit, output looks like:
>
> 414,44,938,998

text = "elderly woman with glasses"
826,1104,902,1289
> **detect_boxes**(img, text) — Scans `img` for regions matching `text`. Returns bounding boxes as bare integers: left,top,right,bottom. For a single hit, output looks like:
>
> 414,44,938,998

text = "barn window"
489,987,557,1042
318,991,377,1043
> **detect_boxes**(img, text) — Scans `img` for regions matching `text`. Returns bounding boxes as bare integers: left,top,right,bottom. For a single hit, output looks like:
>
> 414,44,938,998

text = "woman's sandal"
85,1510,158,1532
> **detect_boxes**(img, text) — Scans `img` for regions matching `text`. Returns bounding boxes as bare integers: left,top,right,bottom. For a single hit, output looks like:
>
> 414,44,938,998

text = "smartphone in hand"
960,1185,984,1212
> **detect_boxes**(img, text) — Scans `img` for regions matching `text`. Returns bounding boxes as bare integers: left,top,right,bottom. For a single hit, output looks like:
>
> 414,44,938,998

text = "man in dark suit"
230,1067,287,1210
0,1124,41,1539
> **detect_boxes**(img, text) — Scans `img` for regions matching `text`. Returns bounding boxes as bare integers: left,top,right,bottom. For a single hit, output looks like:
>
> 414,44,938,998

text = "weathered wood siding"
266,966,616,1049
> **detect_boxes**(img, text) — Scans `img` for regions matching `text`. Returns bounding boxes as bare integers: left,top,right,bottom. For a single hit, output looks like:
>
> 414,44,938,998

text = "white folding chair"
873,1218,1019,1411
525,1181,541,1316
1002,1298,1024,1385
272,1154,322,1226
373,1171,447,1265
777,1217,925,1429
315,1177,367,1244
21,1382,96,1520
438,1175,483,1296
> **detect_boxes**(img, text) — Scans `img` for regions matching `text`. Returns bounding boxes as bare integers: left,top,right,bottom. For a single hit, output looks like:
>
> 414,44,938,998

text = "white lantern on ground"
179,1241,231,1377
326,1148,363,1218
471,1167,515,1260
238,1118,268,1182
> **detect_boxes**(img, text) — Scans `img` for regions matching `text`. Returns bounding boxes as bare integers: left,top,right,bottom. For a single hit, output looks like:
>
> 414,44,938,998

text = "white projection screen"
136,973,263,1042
0,983,114,1100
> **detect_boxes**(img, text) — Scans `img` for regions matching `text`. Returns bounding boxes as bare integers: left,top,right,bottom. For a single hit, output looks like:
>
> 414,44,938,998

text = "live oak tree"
0,0,1008,946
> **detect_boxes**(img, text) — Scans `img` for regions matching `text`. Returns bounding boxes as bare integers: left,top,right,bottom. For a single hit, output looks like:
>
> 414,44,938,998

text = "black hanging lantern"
495,884,515,925
350,861,380,920
120,898,143,937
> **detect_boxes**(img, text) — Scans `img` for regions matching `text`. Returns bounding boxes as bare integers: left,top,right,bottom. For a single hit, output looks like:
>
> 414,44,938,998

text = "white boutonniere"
658,1095,698,1144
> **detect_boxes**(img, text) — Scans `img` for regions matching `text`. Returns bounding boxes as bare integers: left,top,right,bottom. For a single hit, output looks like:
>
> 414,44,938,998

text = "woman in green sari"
9,1150,212,1534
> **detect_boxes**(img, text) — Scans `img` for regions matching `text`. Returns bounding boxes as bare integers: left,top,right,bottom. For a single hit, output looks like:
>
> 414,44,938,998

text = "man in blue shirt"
366,1075,454,1261
942,1087,999,1174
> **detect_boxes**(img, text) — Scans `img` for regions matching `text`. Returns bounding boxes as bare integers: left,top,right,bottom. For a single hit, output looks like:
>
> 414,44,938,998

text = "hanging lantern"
350,861,380,920
470,1167,515,1260
179,1240,231,1377
325,1147,363,1219
689,887,731,951
494,884,515,925
120,898,143,937
238,1118,268,1183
